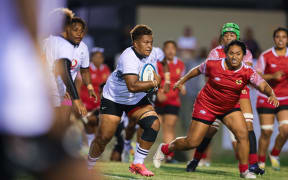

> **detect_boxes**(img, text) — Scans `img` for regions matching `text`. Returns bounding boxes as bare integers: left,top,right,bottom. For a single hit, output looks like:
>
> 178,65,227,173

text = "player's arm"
161,58,170,93
258,71,284,81
55,58,87,116
80,68,97,99
124,72,160,93
249,71,279,107
173,65,202,90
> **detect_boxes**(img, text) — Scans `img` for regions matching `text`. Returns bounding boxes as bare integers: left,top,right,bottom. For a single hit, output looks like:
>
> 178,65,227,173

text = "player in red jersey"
153,40,278,179
256,27,288,170
186,23,264,175
79,47,110,147
155,41,186,162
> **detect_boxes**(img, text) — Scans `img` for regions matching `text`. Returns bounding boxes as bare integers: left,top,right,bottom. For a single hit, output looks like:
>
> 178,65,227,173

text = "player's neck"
275,47,287,56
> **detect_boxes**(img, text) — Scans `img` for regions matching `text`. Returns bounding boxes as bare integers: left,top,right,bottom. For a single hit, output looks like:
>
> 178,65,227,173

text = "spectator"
177,26,197,61
244,27,261,58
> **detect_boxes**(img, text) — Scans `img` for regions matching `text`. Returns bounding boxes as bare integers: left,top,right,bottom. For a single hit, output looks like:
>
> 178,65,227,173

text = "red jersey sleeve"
207,48,219,59
248,67,264,86
243,49,253,64
255,53,266,73
199,59,208,75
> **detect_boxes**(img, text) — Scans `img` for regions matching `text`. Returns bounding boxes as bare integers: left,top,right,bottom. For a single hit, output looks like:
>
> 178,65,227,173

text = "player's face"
67,22,85,45
134,35,153,57
274,30,288,49
92,52,104,67
226,45,244,69
164,43,176,60
222,32,237,46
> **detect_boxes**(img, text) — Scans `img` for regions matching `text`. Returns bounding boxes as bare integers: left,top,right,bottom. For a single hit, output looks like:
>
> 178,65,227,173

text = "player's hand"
87,84,97,102
153,70,161,86
64,92,71,100
180,84,187,95
173,79,184,91
273,71,284,80
73,99,87,117
267,95,279,107
157,90,167,103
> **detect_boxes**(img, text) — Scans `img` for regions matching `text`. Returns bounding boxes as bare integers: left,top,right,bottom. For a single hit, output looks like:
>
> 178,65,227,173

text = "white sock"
87,154,99,170
133,145,149,164
86,134,95,147
124,139,132,151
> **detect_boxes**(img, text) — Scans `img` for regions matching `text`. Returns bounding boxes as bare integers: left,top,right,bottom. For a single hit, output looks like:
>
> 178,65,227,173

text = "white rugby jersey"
103,47,163,105
43,35,89,105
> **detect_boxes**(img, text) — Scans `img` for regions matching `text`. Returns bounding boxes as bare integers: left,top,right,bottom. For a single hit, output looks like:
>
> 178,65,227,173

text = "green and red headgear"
221,22,240,40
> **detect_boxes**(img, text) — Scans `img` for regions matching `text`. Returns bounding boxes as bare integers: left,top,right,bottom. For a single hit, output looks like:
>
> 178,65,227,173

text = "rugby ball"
139,63,156,81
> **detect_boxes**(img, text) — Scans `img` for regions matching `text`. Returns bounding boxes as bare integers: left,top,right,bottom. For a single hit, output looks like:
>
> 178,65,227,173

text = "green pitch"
97,162,288,180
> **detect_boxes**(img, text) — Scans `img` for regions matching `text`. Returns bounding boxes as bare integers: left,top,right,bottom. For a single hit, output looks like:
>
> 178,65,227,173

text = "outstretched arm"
173,65,201,90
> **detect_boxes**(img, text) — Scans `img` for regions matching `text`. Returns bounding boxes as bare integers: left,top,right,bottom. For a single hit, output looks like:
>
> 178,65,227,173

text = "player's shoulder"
79,41,89,51
118,47,139,64
260,47,274,58
206,58,223,63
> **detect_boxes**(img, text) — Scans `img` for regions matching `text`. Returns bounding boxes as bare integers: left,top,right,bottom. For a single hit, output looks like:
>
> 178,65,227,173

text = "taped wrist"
138,116,159,142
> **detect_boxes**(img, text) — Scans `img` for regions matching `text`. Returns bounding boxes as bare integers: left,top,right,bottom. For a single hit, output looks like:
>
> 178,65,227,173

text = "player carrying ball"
153,40,278,179
87,24,168,177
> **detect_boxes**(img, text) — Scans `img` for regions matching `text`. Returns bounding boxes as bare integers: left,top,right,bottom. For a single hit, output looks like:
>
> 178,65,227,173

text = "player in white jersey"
88,25,167,177
43,14,96,135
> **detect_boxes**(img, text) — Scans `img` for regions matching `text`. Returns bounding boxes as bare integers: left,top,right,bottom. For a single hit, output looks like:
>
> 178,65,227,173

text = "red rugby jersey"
255,47,288,99
80,64,110,111
157,57,185,107
197,58,263,114
208,45,253,64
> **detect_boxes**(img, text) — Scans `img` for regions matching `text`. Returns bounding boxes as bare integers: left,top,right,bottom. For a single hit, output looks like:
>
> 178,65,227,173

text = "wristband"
152,80,158,88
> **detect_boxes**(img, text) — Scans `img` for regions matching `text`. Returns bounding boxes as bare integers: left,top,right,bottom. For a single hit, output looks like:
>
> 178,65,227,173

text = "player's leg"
186,120,220,172
154,118,210,168
88,97,123,169
222,110,255,178
162,106,179,162
128,104,159,176
257,113,274,169
122,117,137,162
239,97,264,175
269,108,288,170
110,122,125,161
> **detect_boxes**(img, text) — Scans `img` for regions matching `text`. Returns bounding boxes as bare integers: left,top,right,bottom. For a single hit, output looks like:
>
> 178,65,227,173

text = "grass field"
97,162,288,180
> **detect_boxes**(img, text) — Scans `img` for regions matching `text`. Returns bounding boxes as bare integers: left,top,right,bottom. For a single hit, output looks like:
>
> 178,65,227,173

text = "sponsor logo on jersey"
271,64,277,68
259,99,265,103
214,77,221,81
200,110,206,114
236,79,242,85
71,59,78,68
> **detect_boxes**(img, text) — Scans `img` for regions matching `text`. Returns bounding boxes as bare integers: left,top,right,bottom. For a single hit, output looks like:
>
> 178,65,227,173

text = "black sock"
248,130,257,154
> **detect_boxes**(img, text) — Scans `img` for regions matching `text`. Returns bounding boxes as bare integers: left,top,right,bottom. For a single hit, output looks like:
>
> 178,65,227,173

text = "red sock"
167,152,174,158
258,155,266,163
202,152,207,159
238,163,248,173
271,148,280,156
161,144,171,155
249,153,258,165
194,151,203,161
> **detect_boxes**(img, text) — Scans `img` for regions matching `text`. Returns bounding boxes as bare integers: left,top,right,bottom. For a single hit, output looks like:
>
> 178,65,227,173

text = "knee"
261,129,273,139
235,129,249,142
138,114,159,142
279,124,288,138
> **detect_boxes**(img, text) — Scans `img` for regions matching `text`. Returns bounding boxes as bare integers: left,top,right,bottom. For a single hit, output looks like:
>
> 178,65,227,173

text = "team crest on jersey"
71,59,78,68
200,110,206,114
176,68,180,74
236,79,242,85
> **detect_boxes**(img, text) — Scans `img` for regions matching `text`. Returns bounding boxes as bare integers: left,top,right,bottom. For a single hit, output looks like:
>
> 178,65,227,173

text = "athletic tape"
261,124,274,131
279,120,288,127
